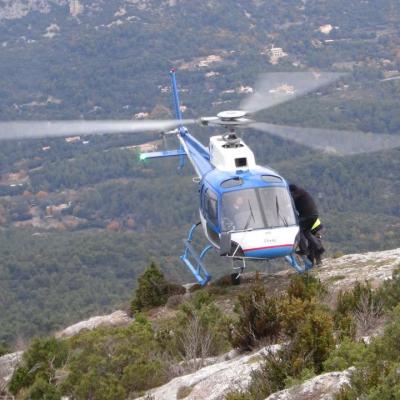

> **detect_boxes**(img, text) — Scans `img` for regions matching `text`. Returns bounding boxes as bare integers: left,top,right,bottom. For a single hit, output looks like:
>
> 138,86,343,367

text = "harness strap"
311,218,321,231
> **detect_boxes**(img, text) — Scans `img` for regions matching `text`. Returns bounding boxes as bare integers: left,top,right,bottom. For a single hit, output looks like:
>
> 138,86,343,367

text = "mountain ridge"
1,246,399,399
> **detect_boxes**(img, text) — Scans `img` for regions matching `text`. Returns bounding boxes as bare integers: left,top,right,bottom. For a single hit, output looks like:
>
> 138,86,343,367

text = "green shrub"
236,299,334,399
62,317,167,399
0,342,9,357
324,337,367,372
334,281,380,339
156,290,231,367
247,350,290,398
178,291,231,358
334,305,400,399
9,337,68,396
279,296,316,338
131,262,185,312
229,284,282,350
287,273,326,301
25,377,61,400
8,366,32,395
289,305,335,373
225,391,253,400
284,368,315,388
376,267,400,310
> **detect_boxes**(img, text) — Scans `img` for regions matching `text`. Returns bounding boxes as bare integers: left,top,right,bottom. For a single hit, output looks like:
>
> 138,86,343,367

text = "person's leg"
304,229,316,264
297,229,309,255
311,226,325,266
298,217,315,256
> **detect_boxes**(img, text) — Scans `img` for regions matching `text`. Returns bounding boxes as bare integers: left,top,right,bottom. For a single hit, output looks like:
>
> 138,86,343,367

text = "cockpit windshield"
221,187,296,232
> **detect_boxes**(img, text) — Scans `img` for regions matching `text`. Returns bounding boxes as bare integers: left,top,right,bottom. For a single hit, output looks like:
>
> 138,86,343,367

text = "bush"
156,290,231,372
131,262,185,312
287,273,326,301
324,337,367,372
247,350,290,398
376,267,400,310
25,377,61,400
229,284,282,350
166,294,185,309
335,305,400,399
334,281,382,339
0,342,9,357
9,337,68,396
289,304,334,373
62,317,167,399
178,291,231,362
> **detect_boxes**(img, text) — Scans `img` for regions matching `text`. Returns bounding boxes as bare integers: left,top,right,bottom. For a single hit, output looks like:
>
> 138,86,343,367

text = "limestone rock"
266,368,354,400
0,351,23,387
137,345,281,400
316,248,400,292
55,310,132,338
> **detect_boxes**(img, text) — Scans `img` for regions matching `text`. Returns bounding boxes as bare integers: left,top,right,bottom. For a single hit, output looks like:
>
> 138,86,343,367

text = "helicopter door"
202,187,220,245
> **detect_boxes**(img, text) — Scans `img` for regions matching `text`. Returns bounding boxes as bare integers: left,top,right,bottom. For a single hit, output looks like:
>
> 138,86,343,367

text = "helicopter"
1,70,400,285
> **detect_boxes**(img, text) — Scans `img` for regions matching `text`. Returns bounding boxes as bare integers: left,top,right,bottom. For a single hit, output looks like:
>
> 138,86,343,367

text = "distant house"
70,0,84,17
65,136,81,143
237,85,254,94
319,24,333,35
268,47,287,64
198,55,223,68
134,112,150,119
138,142,158,152
46,202,72,216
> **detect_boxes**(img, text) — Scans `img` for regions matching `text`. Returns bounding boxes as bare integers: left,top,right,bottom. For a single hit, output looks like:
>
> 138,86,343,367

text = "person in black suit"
289,184,325,266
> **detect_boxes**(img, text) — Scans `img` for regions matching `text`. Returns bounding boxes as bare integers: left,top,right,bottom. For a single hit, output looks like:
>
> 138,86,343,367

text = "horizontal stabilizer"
139,149,187,160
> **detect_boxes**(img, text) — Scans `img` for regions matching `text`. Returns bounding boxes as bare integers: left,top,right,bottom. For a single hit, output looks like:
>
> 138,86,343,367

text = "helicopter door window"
204,189,218,226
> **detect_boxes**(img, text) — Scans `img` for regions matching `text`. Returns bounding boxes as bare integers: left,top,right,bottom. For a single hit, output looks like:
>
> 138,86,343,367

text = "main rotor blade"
240,72,344,114
250,122,400,155
0,119,195,141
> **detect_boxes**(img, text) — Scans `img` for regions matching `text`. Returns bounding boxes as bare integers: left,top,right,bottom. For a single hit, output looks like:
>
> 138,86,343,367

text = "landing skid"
181,222,213,286
285,253,313,273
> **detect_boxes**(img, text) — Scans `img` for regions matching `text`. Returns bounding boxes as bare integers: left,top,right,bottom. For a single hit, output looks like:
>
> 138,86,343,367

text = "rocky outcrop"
0,351,23,389
137,345,281,400
266,369,354,400
316,247,400,292
55,310,133,338
137,346,353,400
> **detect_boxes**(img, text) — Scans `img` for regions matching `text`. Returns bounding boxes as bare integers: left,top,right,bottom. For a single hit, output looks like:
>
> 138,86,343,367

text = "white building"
70,0,84,17
268,47,287,64
319,24,333,35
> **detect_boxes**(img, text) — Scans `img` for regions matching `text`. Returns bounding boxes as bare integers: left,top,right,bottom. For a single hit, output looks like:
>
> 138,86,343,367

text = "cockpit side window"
204,188,218,226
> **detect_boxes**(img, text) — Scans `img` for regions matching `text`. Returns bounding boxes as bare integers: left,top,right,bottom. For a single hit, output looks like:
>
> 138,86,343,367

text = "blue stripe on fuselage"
244,245,293,259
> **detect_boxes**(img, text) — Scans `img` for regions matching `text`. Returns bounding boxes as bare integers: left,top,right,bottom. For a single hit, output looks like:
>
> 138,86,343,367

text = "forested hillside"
0,0,399,344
